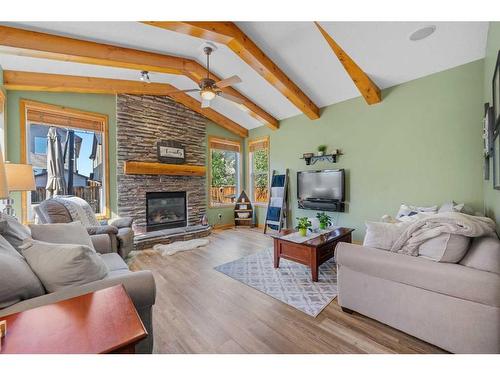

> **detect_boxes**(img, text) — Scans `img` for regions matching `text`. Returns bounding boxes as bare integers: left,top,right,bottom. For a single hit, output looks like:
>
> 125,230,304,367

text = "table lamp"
4,163,36,217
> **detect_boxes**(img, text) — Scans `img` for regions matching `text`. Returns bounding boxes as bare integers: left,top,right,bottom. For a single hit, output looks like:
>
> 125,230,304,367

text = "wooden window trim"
247,136,270,207
0,90,5,114
20,99,110,223
208,136,243,208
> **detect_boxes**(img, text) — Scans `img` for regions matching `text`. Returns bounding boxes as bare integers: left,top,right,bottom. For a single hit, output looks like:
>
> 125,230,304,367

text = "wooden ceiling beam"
314,22,381,105
3,70,248,138
142,21,320,120
0,25,276,131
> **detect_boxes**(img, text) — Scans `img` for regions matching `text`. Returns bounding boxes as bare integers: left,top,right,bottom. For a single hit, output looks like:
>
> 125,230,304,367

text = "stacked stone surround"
116,94,207,229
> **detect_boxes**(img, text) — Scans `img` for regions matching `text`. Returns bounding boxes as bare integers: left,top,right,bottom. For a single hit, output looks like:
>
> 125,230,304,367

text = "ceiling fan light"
140,70,151,83
200,90,216,101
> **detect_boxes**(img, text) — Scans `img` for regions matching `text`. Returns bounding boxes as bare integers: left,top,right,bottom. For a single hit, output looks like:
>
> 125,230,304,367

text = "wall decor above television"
297,169,346,212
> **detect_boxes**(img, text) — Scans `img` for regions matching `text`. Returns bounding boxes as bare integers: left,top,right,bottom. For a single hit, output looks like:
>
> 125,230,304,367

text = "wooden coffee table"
271,227,354,282
0,285,147,354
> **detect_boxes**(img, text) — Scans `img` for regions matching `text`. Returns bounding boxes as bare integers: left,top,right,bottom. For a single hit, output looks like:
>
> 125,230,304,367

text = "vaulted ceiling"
0,21,489,136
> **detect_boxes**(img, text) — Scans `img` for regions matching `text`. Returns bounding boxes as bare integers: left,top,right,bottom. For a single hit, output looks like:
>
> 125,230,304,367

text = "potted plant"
317,145,327,156
296,217,312,237
316,212,332,230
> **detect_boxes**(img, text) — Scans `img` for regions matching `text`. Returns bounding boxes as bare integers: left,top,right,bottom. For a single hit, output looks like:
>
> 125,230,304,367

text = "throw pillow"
459,234,500,274
396,204,438,219
438,201,465,213
0,213,32,253
29,221,95,251
0,234,45,309
363,221,409,250
20,239,108,293
418,233,470,263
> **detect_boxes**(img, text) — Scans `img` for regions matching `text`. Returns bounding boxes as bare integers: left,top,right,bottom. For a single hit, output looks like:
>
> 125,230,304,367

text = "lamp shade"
5,163,36,192
0,148,8,199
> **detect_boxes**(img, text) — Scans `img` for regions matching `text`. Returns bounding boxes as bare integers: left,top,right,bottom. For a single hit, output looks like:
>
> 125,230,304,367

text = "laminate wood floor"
129,227,446,354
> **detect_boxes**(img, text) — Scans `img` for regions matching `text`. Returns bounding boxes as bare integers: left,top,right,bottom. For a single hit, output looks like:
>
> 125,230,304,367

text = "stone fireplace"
116,94,210,249
146,191,187,231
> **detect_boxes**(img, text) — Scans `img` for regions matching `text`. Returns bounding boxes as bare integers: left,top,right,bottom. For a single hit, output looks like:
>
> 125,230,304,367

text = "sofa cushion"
0,235,45,309
0,213,32,253
38,199,72,223
460,234,500,274
20,239,108,293
335,242,500,307
363,221,408,250
100,253,129,272
418,233,470,263
29,221,95,251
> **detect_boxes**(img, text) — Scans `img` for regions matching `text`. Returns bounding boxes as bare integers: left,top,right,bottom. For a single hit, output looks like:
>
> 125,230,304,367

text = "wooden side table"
272,227,354,282
0,285,147,354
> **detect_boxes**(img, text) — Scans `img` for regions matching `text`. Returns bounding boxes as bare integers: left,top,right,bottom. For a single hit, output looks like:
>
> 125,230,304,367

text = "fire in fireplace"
146,191,187,231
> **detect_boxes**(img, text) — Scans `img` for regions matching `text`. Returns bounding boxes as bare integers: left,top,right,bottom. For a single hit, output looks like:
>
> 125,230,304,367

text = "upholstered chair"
35,197,134,258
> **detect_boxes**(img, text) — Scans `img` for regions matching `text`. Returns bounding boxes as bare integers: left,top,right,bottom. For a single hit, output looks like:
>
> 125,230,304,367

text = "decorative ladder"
264,169,289,234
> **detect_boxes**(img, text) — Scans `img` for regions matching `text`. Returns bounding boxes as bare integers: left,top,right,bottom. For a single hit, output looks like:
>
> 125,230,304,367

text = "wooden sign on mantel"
157,140,185,164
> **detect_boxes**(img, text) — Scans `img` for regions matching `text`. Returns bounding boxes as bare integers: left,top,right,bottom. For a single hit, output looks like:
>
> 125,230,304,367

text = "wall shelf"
124,161,206,176
300,152,341,165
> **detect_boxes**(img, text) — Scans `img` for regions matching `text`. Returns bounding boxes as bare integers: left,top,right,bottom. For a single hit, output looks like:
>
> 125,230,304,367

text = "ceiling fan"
166,46,244,109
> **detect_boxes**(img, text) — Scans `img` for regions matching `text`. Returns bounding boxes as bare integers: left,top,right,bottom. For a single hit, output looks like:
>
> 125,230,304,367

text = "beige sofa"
335,237,500,354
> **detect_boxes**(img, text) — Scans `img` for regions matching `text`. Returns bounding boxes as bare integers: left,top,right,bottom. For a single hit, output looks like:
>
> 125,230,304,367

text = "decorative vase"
299,228,307,237
319,222,327,230
317,151,324,156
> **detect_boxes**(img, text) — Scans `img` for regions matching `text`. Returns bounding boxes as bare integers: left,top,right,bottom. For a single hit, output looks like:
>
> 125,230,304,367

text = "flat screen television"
297,169,345,212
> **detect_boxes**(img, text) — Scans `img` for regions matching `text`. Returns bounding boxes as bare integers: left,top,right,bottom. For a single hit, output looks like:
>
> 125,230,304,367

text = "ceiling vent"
409,25,436,41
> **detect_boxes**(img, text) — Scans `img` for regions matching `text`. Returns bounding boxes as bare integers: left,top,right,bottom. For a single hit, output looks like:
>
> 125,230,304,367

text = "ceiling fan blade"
219,92,245,105
201,99,211,108
214,75,242,88
165,88,199,95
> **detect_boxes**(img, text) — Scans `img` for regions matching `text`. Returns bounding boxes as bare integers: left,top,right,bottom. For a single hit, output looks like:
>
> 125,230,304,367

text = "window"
20,100,109,223
209,137,242,206
248,137,269,204
33,136,48,154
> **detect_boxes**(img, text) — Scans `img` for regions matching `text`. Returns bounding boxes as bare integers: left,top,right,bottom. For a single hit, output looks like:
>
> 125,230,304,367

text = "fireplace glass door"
146,191,187,231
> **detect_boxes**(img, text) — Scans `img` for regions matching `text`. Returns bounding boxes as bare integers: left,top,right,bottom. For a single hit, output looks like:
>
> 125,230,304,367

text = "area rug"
214,248,337,317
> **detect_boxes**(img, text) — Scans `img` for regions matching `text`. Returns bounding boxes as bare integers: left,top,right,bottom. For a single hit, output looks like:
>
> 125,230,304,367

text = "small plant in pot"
317,145,327,156
296,217,312,237
316,212,332,230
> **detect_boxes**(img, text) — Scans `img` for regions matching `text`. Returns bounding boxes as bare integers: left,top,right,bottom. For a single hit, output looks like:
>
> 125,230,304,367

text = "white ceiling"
0,21,490,130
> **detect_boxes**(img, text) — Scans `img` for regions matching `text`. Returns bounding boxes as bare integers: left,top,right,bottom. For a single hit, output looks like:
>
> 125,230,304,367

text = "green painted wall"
483,22,500,231
248,60,485,241
5,91,118,217
205,121,245,227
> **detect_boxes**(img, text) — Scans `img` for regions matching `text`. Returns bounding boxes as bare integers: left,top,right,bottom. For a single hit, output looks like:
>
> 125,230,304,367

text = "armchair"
35,197,134,258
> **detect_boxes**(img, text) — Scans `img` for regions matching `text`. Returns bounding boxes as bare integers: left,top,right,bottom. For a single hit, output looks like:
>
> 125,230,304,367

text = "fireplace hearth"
146,191,187,232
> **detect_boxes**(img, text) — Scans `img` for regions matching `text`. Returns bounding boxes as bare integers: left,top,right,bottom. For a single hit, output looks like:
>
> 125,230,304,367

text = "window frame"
208,136,243,208
247,136,270,207
19,99,110,223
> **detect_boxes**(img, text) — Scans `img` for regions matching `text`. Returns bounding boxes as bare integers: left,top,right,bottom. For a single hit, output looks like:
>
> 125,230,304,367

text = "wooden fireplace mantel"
124,161,206,176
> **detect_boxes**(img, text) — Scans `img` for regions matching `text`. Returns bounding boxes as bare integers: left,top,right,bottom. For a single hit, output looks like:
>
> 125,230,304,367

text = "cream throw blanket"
390,212,495,256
